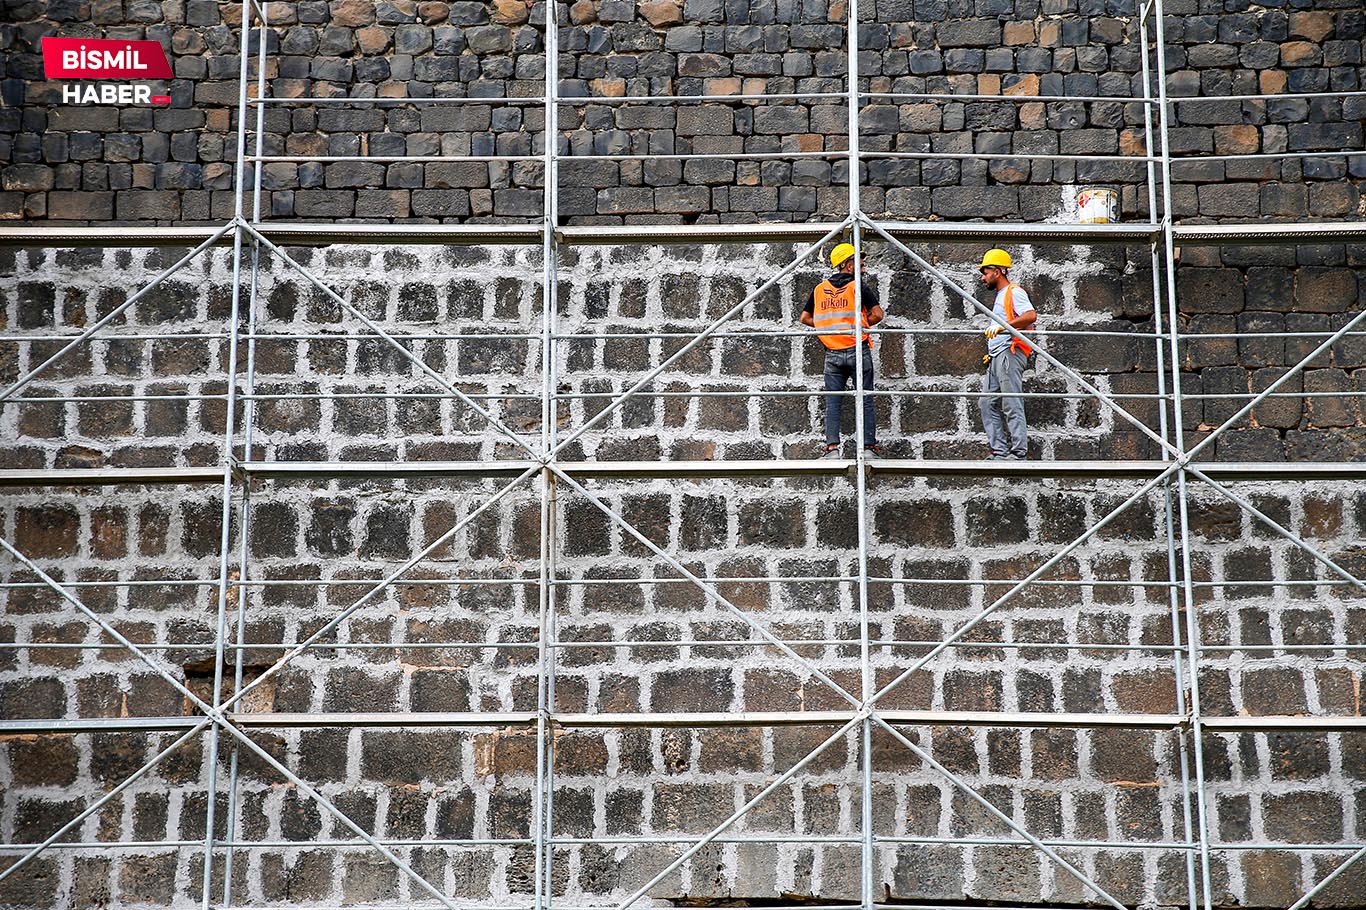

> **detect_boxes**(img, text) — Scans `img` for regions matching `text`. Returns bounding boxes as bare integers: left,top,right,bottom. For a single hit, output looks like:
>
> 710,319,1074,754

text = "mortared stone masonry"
2,0,1366,908
2,237,1366,907
2,0,1364,224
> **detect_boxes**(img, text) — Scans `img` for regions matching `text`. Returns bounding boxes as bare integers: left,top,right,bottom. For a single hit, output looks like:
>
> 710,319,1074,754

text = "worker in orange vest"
978,248,1036,460
800,242,885,458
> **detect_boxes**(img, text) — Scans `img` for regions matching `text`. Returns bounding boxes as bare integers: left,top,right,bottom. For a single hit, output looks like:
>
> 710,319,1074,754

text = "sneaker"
864,444,883,457
821,444,842,459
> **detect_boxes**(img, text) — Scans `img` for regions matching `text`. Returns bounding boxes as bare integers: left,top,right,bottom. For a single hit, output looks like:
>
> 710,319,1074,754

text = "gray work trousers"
980,349,1029,458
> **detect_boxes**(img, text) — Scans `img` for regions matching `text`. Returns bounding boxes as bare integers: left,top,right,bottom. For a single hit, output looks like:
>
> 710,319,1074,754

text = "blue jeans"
823,346,876,446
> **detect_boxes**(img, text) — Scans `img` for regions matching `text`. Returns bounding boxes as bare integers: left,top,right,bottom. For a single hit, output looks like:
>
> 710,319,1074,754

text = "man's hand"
984,324,1002,339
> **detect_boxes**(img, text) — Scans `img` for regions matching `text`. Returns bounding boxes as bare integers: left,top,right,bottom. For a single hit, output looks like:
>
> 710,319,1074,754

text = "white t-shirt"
988,284,1034,357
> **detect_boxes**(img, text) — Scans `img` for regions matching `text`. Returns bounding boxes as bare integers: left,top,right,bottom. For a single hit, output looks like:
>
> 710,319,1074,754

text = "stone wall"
2,240,1365,909
3,0,1364,224
4,0,1366,906
3,471,1365,907
3,239,1365,469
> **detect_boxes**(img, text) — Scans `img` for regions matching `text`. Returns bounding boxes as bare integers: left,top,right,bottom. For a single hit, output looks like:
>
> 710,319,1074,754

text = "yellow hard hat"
830,242,856,268
980,248,1012,270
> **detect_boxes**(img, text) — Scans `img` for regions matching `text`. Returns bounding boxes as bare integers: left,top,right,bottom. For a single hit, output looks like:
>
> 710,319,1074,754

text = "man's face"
980,265,1002,288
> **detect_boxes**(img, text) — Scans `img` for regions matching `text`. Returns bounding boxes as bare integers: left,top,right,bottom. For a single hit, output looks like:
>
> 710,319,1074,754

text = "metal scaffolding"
2,2,1365,910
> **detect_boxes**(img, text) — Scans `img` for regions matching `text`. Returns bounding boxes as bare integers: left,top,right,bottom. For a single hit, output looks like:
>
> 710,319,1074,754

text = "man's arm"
860,280,882,325
860,281,880,309
985,308,1034,338
1010,289,1037,329
800,292,815,327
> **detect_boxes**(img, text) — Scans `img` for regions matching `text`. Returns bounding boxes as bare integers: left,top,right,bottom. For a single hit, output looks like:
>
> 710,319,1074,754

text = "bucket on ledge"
1077,186,1119,224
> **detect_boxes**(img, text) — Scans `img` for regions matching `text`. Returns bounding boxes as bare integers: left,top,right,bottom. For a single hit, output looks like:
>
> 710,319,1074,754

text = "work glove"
984,324,1003,339
982,354,992,366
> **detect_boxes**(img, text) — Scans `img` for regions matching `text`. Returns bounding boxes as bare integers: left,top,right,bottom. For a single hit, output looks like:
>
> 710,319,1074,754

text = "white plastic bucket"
1077,186,1118,224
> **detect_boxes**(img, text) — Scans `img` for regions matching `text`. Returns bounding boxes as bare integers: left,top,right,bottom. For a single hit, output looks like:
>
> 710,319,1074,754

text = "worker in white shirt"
978,248,1036,460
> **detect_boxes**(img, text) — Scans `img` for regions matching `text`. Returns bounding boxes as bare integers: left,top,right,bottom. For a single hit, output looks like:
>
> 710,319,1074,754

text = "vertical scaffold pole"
221,4,270,904
845,1,876,908
1152,0,1215,906
202,1,255,906
535,3,562,910
251,3,268,228
1138,10,1199,910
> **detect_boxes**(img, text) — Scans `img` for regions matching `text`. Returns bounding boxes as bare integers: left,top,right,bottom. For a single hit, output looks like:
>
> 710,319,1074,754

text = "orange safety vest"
1003,284,1034,356
812,279,873,350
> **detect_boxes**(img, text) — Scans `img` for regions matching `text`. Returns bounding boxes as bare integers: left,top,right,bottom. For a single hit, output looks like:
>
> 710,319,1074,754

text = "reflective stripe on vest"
1004,284,1034,356
812,279,873,350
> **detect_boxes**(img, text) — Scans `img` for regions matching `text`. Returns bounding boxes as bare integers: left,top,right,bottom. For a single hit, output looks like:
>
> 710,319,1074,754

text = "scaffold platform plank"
1171,221,1366,245
0,225,228,248
239,712,538,728
7,219,1365,248
0,222,838,248
3,460,1365,487
1201,715,1366,733
0,466,223,487
244,459,1366,482
3,712,1363,735
561,222,846,245
0,223,542,248
878,221,1161,244
571,710,1189,730
867,459,1366,481
238,460,540,481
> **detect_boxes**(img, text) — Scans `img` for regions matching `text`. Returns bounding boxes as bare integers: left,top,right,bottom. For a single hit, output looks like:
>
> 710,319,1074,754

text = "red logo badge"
42,37,172,79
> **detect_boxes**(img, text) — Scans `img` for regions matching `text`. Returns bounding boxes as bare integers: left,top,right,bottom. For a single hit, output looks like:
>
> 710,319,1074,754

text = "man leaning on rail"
801,242,885,458
978,248,1037,460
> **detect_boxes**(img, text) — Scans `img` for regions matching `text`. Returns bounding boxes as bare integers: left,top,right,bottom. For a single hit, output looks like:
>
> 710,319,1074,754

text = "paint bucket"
1077,186,1118,224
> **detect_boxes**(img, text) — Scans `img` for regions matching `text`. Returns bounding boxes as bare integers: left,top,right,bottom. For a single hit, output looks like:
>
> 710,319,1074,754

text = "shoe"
821,445,842,459
864,444,883,457
988,453,1008,460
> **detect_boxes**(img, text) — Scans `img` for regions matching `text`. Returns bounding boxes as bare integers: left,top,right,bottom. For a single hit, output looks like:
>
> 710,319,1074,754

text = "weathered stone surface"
3,4,1366,909
10,0,1358,224
639,1,682,27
